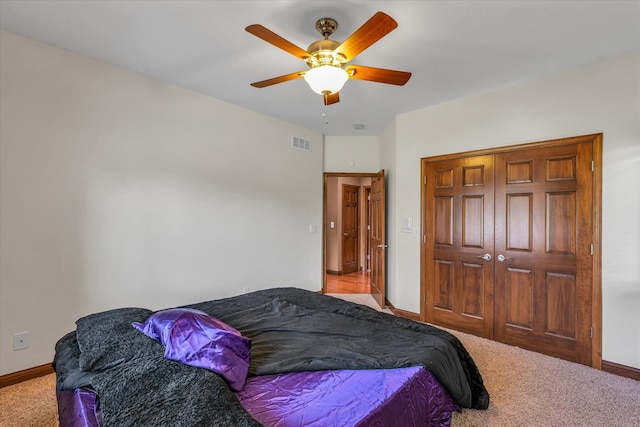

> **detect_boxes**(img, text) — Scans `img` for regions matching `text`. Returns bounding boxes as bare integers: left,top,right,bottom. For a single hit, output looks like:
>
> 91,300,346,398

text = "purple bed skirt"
56,388,101,427
57,367,459,427
237,366,459,427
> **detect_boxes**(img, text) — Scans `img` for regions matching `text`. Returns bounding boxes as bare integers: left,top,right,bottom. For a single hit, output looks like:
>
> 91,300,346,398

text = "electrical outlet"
13,332,30,351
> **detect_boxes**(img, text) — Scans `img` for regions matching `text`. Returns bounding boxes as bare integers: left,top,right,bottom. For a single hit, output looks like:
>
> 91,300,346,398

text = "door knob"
477,254,492,261
497,254,511,262
377,244,388,249
344,233,348,236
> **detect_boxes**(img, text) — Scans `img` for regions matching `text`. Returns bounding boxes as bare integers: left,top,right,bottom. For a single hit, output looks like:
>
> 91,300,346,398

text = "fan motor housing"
306,39,345,68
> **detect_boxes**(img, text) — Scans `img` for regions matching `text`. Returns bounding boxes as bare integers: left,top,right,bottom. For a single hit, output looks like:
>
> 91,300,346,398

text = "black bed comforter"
53,287,489,426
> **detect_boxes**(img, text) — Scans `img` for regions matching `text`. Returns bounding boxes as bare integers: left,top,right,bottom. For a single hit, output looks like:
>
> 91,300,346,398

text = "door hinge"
591,161,594,172
424,176,426,185
590,244,594,256
423,234,426,243
590,327,593,339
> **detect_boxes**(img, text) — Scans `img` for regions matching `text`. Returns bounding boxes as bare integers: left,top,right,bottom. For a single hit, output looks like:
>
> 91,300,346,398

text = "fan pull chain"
322,94,329,125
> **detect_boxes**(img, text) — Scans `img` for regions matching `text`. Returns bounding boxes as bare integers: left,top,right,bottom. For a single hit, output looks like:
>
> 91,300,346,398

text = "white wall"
324,135,379,172
0,31,323,375
388,51,640,369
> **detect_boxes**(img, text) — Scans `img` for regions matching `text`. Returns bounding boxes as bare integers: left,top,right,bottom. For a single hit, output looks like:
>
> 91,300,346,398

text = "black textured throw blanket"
54,288,489,426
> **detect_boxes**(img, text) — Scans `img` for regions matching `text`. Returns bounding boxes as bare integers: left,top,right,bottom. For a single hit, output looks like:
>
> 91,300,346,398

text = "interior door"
494,142,594,365
423,156,495,338
342,185,359,274
370,170,386,308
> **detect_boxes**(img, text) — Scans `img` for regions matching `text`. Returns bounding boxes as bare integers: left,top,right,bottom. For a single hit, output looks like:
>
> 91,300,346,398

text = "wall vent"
292,136,312,152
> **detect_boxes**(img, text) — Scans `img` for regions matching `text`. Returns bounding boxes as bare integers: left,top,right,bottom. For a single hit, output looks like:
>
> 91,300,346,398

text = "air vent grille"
292,136,312,151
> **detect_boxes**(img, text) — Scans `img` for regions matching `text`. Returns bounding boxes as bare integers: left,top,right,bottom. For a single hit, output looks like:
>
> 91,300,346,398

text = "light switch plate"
401,216,412,232
13,332,29,350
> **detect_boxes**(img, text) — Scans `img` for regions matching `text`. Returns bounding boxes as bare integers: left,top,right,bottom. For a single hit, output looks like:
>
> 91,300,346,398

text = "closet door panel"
424,155,495,338
494,143,592,364
504,267,534,330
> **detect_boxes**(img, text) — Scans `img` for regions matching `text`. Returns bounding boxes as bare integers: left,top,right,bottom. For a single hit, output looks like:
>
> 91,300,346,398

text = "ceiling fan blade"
250,71,305,88
323,92,340,105
345,65,411,86
333,12,398,61
245,24,310,60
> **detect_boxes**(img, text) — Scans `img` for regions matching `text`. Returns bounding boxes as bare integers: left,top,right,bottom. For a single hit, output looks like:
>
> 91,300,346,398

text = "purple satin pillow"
132,308,251,391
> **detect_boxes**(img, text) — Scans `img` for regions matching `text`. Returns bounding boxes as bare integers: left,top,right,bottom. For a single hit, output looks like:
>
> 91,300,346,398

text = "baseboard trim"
326,270,342,276
392,308,421,322
0,363,54,388
385,300,421,322
602,360,640,381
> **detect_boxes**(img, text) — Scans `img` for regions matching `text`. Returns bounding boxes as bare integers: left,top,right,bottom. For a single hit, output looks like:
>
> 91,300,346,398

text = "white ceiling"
1,1,639,136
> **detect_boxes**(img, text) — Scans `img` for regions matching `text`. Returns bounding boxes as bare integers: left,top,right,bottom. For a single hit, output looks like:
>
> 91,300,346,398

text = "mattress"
57,367,459,427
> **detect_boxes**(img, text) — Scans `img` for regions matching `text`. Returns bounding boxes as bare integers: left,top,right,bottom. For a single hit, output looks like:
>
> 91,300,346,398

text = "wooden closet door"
494,142,594,365
422,135,599,366
423,155,495,338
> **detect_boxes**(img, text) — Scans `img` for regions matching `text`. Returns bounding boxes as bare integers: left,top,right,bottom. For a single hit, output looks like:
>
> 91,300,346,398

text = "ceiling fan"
245,11,411,105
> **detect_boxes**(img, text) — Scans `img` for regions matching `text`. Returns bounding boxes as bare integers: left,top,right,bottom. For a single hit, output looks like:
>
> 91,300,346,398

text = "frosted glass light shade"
304,66,349,95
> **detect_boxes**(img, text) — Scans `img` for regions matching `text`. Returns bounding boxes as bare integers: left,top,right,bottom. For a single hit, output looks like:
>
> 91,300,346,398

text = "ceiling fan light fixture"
246,12,410,105
304,65,348,95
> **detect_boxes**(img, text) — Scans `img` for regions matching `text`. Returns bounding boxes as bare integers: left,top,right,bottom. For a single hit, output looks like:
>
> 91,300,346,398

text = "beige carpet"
2,293,639,426
0,373,57,427
447,328,640,426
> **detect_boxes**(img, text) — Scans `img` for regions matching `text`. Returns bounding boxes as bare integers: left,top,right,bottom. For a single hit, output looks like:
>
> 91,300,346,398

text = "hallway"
326,271,371,294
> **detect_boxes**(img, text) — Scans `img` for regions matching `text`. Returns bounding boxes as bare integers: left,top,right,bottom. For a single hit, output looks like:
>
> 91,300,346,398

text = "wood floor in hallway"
326,271,371,294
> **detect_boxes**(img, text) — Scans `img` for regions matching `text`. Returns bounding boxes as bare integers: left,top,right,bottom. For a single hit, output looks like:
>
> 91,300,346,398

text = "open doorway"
323,171,386,307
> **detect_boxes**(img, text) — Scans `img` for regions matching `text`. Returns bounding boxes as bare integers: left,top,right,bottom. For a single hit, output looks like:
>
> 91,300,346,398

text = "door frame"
420,133,602,368
323,172,382,293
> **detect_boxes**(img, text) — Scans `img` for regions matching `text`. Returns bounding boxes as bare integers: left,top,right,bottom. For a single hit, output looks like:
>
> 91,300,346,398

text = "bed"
53,287,490,426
